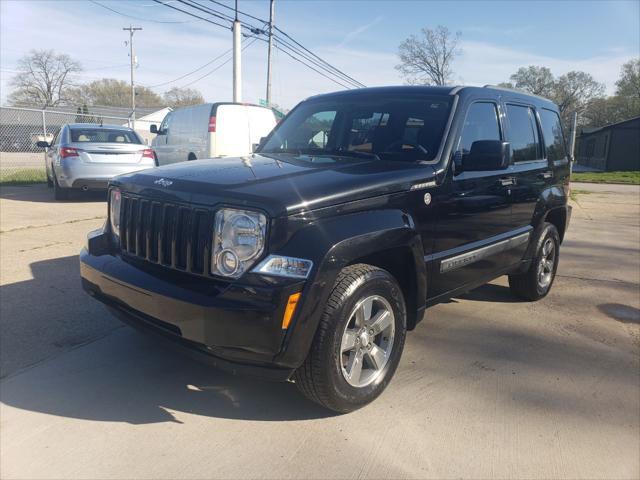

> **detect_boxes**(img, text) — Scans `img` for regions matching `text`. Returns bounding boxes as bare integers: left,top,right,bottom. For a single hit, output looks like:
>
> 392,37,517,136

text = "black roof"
306,85,558,109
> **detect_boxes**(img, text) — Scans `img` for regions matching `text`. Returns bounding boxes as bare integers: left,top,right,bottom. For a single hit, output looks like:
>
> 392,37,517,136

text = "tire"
46,175,53,188
293,264,407,413
187,153,197,161
509,222,560,301
52,171,69,201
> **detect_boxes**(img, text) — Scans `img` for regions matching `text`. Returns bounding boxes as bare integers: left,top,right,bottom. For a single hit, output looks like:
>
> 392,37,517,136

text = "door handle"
498,177,516,186
538,171,553,179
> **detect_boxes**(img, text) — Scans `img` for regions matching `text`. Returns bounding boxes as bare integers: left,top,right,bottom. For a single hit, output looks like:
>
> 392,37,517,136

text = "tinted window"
539,109,567,161
70,128,140,144
506,104,541,162
260,95,452,163
454,102,501,171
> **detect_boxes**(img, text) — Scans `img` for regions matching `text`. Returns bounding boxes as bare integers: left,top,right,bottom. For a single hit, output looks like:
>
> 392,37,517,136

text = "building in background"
576,117,640,171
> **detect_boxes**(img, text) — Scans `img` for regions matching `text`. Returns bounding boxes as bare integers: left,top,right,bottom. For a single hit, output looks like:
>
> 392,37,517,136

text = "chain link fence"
0,106,132,184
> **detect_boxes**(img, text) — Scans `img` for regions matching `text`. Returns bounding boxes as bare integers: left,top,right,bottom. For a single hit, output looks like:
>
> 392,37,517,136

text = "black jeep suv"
81,86,571,413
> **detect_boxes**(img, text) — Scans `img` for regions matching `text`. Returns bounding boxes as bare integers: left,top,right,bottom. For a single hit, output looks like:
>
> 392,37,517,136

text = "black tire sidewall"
532,223,560,297
324,269,407,410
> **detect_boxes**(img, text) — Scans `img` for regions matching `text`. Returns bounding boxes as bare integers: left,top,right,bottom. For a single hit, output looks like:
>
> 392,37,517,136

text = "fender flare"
273,209,426,368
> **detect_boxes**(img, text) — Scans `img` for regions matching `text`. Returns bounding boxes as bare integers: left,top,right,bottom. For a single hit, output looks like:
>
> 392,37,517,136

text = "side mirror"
36,140,50,148
462,140,510,172
252,143,259,153
150,124,158,134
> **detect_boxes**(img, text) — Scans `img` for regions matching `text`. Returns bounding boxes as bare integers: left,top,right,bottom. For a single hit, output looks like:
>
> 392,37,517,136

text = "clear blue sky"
1,0,638,108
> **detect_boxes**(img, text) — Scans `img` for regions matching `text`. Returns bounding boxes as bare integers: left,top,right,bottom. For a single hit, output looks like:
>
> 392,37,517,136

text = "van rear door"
215,105,250,157
246,106,277,151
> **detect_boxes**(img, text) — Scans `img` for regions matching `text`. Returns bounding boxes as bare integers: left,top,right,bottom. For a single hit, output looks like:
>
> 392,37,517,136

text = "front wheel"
293,264,406,413
509,222,560,301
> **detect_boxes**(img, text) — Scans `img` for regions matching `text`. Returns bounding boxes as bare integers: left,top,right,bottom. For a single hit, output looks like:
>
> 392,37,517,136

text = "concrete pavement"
0,183,638,479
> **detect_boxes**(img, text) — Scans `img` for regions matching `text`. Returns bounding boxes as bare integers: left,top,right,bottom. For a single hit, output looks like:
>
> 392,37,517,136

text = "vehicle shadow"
456,282,521,304
0,183,106,203
0,255,334,423
598,303,640,325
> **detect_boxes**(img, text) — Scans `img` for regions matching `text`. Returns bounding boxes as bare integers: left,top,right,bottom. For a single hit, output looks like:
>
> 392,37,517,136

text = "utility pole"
123,25,142,129
265,0,275,106
232,1,242,102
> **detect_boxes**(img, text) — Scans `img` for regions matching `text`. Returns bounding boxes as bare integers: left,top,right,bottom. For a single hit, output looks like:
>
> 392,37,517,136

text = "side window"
159,113,172,134
454,102,501,171
506,104,541,162
539,109,567,161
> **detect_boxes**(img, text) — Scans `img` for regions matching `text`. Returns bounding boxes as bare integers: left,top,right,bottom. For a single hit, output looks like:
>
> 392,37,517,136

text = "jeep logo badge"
154,178,173,188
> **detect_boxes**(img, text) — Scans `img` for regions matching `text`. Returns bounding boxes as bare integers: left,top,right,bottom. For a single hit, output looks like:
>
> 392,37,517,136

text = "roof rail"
483,84,550,101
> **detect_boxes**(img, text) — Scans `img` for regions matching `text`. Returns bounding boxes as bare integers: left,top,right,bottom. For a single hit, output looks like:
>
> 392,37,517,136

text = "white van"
150,103,277,165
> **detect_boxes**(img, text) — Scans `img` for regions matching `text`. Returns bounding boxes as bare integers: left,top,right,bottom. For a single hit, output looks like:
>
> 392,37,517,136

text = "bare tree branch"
396,26,461,86
8,50,82,108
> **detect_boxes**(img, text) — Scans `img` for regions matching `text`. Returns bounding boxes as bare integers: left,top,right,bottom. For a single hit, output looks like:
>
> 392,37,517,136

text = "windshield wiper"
329,149,381,161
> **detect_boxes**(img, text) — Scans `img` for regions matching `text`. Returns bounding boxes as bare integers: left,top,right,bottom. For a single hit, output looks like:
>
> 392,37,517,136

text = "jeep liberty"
81,86,571,413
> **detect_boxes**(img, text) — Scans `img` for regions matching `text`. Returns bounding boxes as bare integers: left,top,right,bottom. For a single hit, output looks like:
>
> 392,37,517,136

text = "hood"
112,154,437,217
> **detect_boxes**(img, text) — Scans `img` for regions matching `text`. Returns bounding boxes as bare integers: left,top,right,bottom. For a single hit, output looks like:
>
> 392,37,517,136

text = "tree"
396,26,461,85
508,66,556,97
501,66,605,127
70,78,163,108
615,58,640,99
162,87,204,109
552,71,605,119
582,96,638,127
7,50,82,108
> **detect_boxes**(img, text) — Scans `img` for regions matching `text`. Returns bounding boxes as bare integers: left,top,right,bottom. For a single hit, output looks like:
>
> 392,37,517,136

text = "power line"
146,48,232,88
155,0,364,90
272,42,353,90
152,0,232,30
90,0,196,24
179,36,259,88
208,0,264,23
273,26,366,88
176,0,234,24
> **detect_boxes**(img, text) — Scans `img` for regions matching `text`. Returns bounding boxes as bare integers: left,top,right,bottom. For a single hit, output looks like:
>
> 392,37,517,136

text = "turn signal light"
282,292,301,329
142,148,155,159
208,116,217,132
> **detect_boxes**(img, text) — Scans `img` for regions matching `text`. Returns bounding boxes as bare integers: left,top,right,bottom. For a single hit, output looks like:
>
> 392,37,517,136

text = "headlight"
109,188,121,241
212,208,266,278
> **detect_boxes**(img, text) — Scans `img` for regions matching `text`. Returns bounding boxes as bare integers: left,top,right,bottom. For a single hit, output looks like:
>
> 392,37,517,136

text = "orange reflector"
282,292,301,329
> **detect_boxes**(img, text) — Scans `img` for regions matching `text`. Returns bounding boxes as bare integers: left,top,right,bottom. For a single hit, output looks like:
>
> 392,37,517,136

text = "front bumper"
80,230,305,381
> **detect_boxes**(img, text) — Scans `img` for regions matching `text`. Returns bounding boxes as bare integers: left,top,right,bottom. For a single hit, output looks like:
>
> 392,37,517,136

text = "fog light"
217,249,239,276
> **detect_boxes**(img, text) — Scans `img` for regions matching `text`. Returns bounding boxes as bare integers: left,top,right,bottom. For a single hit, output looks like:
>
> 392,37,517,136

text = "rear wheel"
294,264,406,413
52,170,69,200
509,222,560,301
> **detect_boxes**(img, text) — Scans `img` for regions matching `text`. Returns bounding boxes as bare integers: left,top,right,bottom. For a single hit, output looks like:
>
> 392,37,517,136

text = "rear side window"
539,109,567,161
70,128,140,144
506,104,541,162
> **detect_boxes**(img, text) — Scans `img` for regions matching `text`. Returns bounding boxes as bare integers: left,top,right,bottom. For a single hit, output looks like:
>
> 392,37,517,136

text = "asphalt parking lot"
1,182,639,479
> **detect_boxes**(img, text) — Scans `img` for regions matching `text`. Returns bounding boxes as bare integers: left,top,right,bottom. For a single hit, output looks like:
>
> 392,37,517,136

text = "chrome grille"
119,194,212,276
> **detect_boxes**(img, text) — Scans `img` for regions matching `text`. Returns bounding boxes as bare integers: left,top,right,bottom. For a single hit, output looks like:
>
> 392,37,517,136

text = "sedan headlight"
212,208,267,278
109,188,121,241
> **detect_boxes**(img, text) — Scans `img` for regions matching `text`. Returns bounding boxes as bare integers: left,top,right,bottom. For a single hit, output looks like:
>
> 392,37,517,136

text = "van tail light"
59,147,79,158
142,148,155,159
208,116,217,133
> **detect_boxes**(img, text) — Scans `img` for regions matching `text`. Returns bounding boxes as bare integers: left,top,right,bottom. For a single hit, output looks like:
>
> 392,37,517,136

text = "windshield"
259,94,452,163
69,128,141,144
